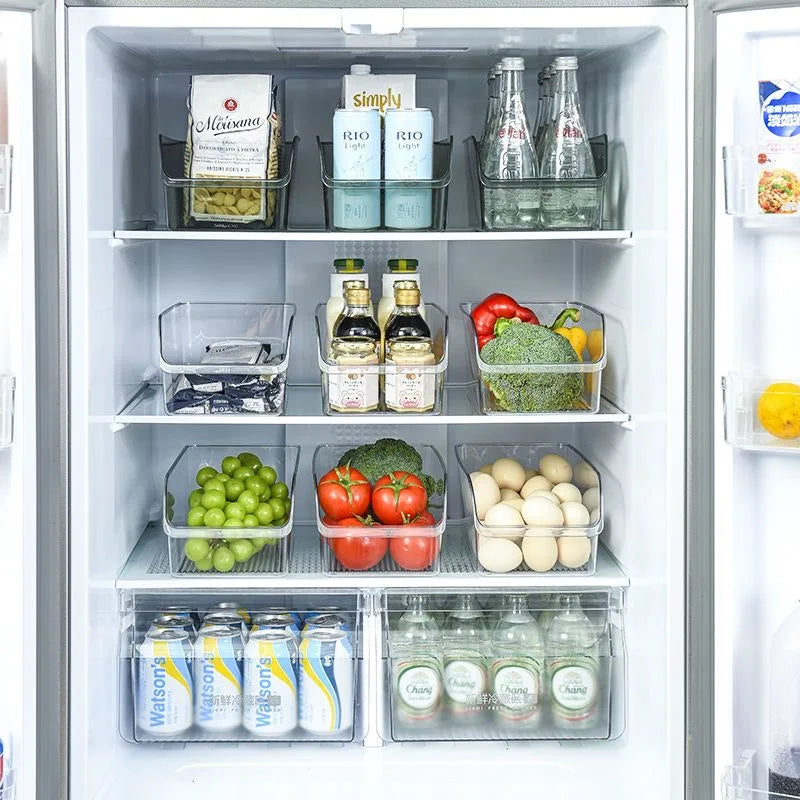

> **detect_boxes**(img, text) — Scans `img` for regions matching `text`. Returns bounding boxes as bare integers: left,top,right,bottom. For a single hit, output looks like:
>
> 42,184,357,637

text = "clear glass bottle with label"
534,64,553,161
392,595,443,723
443,594,488,715
539,56,597,230
480,56,539,230
489,594,543,726
479,63,502,160
378,259,426,341
545,594,600,731
325,258,370,348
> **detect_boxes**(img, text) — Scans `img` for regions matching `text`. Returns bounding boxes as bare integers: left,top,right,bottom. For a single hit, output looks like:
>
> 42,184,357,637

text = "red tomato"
332,533,388,570
389,535,439,571
371,472,427,525
407,510,436,526
317,465,371,521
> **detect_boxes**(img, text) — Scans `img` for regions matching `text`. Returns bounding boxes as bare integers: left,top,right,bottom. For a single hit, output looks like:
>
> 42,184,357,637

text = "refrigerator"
31,0,794,798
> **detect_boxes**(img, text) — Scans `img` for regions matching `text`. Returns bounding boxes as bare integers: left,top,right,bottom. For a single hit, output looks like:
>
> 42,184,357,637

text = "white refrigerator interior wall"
0,10,37,799
67,7,685,800
715,8,800,794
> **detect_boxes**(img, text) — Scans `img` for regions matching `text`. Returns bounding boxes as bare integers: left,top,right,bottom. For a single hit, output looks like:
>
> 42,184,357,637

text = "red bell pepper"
471,293,539,348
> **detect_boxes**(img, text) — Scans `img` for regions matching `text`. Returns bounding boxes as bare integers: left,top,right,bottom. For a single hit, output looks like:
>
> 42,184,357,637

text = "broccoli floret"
337,438,444,496
479,322,584,412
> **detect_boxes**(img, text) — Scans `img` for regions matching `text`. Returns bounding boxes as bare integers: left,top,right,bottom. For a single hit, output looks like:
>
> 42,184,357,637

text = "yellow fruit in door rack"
757,382,800,439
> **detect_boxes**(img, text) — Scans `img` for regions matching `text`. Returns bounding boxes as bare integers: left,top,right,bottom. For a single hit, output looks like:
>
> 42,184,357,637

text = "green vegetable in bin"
479,317,584,412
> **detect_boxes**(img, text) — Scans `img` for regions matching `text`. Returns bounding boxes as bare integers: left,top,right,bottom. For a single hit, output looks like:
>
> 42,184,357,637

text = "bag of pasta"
184,74,281,228
757,79,800,215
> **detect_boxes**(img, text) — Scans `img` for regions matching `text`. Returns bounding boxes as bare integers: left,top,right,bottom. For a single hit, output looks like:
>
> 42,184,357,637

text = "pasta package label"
757,79,800,214
184,75,281,226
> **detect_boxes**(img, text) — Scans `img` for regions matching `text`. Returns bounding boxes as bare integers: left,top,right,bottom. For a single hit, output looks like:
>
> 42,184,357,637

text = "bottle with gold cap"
328,284,381,413
326,258,372,348
378,258,425,340
384,284,436,413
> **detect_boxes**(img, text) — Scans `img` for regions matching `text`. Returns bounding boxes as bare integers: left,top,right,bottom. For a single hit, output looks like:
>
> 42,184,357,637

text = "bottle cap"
501,56,525,71
350,64,371,75
553,56,578,70
342,279,366,291
333,258,365,273
394,287,421,306
388,258,419,272
345,287,371,306
392,280,417,293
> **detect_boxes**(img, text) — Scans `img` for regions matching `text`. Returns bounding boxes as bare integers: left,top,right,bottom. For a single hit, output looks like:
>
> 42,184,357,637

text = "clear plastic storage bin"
317,137,453,232
455,443,603,576
164,445,300,576
312,443,447,574
119,591,363,743
466,135,608,231
159,135,297,231
461,301,606,415
314,303,448,415
721,751,795,800
158,302,295,416
722,373,800,452
381,588,625,742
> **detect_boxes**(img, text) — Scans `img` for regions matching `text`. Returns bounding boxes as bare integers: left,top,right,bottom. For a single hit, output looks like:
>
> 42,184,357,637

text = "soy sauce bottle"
384,284,430,347
332,285,380,343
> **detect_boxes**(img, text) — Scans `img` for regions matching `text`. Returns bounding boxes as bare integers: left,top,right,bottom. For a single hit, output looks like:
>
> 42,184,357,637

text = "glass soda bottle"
479,63,502,160
393,595,443,723
539,56,596,229
480,56,539,230
769,603,800,797
443,594,489,715
545,594,601,731
534,64,553,161
490,594,543,726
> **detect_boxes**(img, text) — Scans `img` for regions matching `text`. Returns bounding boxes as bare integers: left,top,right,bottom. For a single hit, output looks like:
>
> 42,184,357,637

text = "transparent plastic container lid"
159,302,295,377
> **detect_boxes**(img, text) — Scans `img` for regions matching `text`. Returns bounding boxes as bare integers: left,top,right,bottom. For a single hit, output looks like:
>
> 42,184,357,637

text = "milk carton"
341,65,416,115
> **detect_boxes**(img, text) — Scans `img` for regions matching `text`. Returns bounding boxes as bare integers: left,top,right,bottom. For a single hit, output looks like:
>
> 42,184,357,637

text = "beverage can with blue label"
201,611,249,641
243,629,298,736
136,629,194,736
149,614,197,641
207,603,251,625
193,626,244,731
332,108,381,230
299,629,354,735
302,613,352,648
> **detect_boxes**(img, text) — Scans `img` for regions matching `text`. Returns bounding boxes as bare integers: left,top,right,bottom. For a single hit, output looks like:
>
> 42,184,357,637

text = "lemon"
757,382,800,439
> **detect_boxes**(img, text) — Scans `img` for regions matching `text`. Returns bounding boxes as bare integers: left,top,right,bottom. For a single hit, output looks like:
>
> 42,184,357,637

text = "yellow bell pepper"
553,326,587,361
587,329,603,362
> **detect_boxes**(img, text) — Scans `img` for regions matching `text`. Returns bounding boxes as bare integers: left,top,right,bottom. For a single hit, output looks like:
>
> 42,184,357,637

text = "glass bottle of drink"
393,594,443,723
534,64,553,161
479,63,502,159
443,594,488,715
545,594,601,731
539,56,596,230
480,56,539,230
769,603,800,797
490,594,543,726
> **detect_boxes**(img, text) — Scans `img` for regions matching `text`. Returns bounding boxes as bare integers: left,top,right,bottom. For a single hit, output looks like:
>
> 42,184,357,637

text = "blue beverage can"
303,613,352,650
149,614,197,641
207,603,251,625
332,108,381,230
243,629,298,736
253,606,303,627
299,629,354,735
193,625,244,732
136,629,194,736
201,612,249,641
251,614,299,672
383,108,434,230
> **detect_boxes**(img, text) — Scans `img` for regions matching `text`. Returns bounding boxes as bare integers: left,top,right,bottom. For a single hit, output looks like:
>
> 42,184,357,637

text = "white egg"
491,457,526,492
538,453,573,485
479,464,494,475
530,489,561,505
478,534,523,572
500,488,521,501
589,508,600,525
521,496,565,527
470,473,501,520
582,487,600,513
524,468,538,481
522,536,558,572
560,501,591,526
557,536,592,568
501,498,525,513
483,503,525,542
520,475,553,498
574,460,599,490
552,482,582,504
